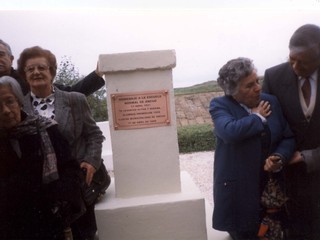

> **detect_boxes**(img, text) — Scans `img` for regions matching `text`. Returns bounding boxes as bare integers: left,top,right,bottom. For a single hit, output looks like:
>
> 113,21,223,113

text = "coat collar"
51,87,72,131
23,88,72,132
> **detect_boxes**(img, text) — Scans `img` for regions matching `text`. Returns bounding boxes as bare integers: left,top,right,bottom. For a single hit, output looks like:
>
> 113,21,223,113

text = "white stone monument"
95,50,208,240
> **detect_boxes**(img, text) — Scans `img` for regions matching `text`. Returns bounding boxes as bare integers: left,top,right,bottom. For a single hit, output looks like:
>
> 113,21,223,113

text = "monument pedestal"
96,50,208,239
95,171,207,240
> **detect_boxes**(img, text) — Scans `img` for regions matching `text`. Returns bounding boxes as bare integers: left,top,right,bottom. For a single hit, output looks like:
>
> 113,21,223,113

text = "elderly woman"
0,76,85,239
209,58,295,240
17,46,105,240
0,38,105,96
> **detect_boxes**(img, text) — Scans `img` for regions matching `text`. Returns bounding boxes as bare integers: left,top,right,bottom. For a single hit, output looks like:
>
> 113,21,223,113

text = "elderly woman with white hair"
0,76,85,239
209,57,295,240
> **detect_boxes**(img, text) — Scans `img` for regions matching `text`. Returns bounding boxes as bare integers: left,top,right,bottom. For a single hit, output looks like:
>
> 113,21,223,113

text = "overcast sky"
1,0,320,87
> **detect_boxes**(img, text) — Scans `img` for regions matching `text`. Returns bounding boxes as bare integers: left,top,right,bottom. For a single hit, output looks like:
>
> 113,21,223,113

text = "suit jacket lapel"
281,65,307,119
54,88,71,133
23,88,72,133
311,68,320,119
283,65,300,103
22,93,34,114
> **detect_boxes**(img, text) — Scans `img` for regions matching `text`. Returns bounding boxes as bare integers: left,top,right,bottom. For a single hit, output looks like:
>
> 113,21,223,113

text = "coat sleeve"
262,69,272,94
73,93,105,169
209,97,265,143
268,95,296,163
54,71,105,96
301,148,320,173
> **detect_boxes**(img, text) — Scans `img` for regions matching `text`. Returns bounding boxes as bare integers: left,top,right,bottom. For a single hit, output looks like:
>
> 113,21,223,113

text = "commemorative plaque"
111,90,171,130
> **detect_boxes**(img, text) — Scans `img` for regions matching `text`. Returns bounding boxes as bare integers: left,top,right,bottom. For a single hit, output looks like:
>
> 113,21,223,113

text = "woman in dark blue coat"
209,58,295,240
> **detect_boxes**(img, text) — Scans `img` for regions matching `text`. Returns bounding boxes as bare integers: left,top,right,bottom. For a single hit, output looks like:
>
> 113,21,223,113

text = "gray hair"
217,57,255,96
289,24,320,56
0,76,24,106
0,39,13,56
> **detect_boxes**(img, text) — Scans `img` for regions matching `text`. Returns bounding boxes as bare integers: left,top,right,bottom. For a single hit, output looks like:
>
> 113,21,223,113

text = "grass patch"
177,123,216,153
174,81,222,95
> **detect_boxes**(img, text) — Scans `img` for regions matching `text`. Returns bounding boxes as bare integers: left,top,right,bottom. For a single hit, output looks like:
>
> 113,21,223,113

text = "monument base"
96,121,113,171
95,171,207,240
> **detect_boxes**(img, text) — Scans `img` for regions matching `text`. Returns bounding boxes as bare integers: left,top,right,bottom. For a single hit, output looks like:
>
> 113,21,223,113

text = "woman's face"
233,71,261,108
24,57,53,97
0,85,21,129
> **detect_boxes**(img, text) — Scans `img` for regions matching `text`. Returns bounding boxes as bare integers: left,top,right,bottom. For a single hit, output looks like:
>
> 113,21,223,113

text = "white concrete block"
99,49,176,73
96,121,113,170
95,171,207,240
111,125,181,198
101,50,180,198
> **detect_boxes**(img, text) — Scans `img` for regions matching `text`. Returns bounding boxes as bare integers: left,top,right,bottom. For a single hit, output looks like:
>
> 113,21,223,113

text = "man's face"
233,71,261,108
289,47,320,78
0,44,14,77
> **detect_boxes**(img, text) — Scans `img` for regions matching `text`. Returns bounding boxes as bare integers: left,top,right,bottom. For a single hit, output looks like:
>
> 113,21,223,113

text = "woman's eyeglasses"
24,64,50,74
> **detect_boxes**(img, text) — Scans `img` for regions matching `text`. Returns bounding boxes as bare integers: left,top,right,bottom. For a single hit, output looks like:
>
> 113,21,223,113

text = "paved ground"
179,151,214,206
180,151,233,240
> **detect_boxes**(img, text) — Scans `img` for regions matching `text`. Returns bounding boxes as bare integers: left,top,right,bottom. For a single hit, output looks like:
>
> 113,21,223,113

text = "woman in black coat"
0,76,85,239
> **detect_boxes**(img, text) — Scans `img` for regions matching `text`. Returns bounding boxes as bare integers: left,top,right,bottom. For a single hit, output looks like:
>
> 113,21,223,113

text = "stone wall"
174,92,223,127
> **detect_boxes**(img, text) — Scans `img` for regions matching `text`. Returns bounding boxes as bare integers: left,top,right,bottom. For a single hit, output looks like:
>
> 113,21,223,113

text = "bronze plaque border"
111,90,171,130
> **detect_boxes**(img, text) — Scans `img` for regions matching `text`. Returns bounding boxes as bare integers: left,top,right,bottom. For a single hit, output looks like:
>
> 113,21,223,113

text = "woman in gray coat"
17,46,104,240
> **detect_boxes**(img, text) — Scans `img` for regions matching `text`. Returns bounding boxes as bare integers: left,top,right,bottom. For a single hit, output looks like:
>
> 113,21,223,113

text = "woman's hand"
252,100,271,118
264,155,283,172
80,162,97,186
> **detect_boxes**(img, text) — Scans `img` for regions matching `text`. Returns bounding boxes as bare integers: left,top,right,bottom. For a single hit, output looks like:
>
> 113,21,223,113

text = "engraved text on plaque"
111,90,171,130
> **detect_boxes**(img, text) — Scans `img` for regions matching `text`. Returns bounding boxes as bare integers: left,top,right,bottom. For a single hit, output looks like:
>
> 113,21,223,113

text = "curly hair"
17,46,57,80
217,57,255,96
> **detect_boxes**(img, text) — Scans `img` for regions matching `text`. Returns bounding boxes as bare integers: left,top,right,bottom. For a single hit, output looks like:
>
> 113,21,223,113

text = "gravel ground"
179,151,214,206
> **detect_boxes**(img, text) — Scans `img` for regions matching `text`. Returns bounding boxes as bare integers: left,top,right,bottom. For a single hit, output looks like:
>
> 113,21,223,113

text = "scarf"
9,113,59,184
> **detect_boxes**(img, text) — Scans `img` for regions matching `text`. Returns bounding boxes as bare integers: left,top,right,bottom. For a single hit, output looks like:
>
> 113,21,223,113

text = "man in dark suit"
0,39,104,96
263,24,320,240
